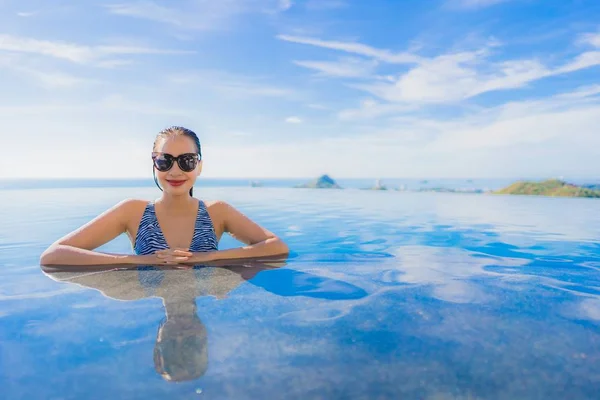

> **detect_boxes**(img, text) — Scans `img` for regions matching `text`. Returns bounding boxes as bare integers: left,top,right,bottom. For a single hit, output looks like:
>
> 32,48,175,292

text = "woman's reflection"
152,283,207,382
42,258,286,382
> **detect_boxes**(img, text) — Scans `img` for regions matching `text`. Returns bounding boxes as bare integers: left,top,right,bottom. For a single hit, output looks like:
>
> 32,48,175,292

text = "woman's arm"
40,199,150,266
191,201,289,263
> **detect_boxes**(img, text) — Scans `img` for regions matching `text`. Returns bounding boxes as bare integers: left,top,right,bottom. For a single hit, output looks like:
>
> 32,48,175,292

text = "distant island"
295,174,342,189
291,175,600,199
494,179,600,198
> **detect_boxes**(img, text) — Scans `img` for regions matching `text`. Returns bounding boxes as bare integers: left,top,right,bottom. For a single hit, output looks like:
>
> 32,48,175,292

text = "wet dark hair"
152,126,202,196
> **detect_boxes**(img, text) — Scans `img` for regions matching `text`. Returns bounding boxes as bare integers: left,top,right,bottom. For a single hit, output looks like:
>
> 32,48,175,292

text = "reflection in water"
391,245,529,304
153,292,207,381
43,260,284,382
42,257,368,383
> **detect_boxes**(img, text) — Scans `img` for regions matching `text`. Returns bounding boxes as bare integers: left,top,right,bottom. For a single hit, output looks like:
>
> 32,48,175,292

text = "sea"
0,177,513,191
0,178,599,399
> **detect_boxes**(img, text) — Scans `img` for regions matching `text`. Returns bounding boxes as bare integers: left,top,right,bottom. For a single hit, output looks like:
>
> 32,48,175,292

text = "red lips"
166,180,186,187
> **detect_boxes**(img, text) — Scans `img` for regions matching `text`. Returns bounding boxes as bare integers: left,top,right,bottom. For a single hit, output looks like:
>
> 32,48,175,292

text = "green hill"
494,179,600,198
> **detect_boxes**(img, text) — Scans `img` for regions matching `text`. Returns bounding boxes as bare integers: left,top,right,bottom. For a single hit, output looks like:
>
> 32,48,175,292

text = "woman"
40,126,289,266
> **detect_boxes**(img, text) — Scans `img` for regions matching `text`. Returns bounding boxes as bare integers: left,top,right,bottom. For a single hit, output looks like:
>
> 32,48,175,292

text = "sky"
0,0,599,179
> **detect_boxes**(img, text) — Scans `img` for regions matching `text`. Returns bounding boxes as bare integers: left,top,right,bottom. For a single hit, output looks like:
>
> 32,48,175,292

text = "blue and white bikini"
133,201,218,255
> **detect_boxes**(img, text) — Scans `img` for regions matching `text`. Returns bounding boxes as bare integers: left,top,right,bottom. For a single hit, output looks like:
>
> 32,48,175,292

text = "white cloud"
0,94,192,117
353,50,489,103
96,94,195,115
277,35,421,64
0,34,194,89
20,69,96,88
106,0,291,30
0,34,194,65
279,0,293,11
281,30,600,111
335,44,600,107
579,32,600,48
271,85,600,178
105,1,227,29
285,116,302,123
346,84,600,154
215,102,597,178
306,103,329,110
0,53,95,88
292,57,377,78
553,84,600,99
2,85,599,179
428,104,600,152
167,70,295,99
556,51,600,74
227,130,252,137
338,99,417,120
96,59,134,68
17,11,37,17
207,86,599,177
0,34,93,63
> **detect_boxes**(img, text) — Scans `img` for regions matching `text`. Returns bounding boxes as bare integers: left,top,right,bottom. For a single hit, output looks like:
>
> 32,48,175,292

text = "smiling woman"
39,126,289,266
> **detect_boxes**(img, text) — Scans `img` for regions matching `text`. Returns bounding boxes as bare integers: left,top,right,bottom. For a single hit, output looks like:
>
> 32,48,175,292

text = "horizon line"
0,176,597,181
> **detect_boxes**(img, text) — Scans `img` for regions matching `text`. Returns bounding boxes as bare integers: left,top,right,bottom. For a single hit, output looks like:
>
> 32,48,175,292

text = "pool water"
1,186,599,399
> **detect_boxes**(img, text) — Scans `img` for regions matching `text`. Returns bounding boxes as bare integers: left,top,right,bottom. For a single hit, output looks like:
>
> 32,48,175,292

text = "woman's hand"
131,248,193,265
155,248,193,264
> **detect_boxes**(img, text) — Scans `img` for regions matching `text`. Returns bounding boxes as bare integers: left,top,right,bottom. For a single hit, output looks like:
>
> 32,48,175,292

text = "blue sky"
0,0,599,179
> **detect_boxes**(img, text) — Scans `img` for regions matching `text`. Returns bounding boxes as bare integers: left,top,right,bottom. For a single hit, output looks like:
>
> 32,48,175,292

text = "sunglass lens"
154,156,173,171
178,155,198,172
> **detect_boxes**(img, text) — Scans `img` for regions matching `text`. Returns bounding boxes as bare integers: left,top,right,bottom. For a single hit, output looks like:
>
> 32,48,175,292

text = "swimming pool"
1,186,599,399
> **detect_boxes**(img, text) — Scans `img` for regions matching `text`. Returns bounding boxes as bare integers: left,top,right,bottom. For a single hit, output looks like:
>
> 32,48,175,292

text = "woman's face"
152,135,202,195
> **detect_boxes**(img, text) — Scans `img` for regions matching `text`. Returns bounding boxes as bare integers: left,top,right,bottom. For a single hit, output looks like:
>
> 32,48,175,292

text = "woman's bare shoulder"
203,199,227,208
114,199,151,226
202,200,228,231
203,199,234,216
116,198,150,212
116,199,152,234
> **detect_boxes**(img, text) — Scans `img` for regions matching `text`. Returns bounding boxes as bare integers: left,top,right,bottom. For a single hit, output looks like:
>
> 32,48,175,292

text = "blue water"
1,185,599,399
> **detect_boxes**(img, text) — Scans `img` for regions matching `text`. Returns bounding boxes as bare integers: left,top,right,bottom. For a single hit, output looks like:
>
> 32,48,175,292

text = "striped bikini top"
133,200,218,255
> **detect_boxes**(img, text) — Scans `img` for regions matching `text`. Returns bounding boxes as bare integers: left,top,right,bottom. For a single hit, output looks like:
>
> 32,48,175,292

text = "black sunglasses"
152,152,200,172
